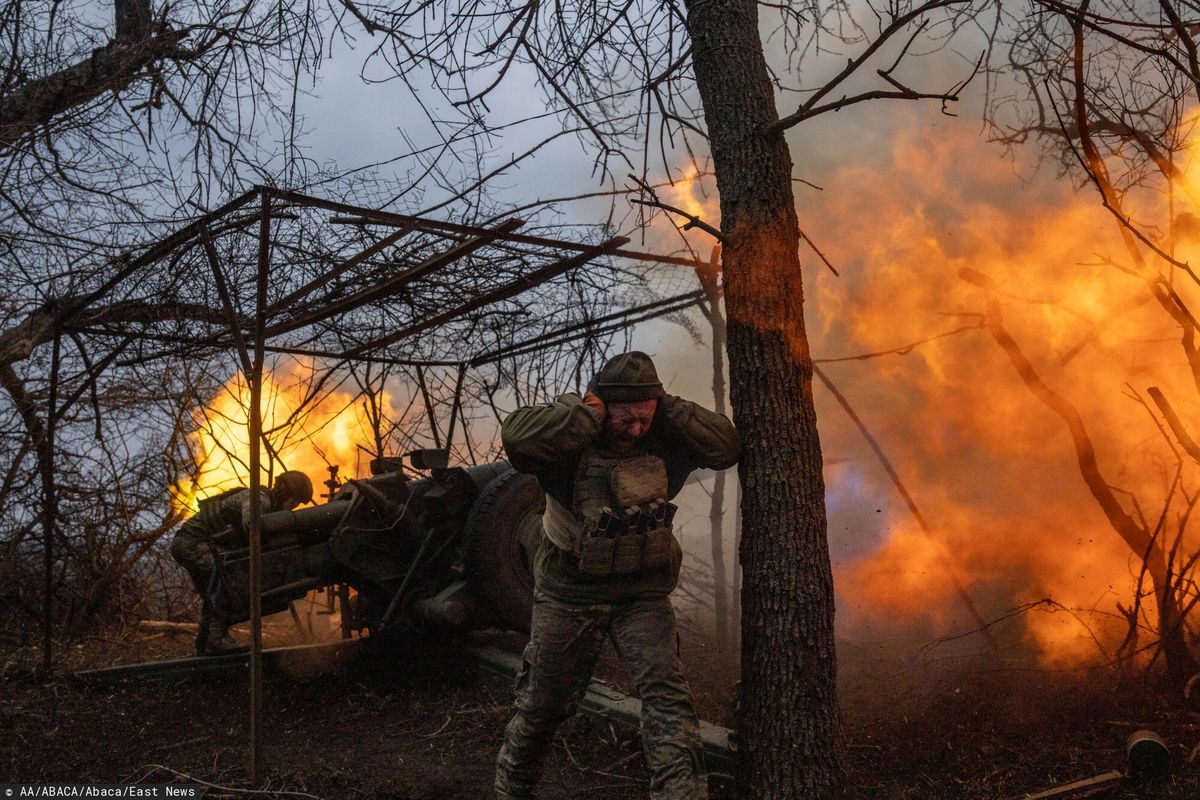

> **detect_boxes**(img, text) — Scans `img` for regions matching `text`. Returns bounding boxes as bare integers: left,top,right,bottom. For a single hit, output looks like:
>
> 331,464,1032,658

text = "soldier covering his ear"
495,351,741,800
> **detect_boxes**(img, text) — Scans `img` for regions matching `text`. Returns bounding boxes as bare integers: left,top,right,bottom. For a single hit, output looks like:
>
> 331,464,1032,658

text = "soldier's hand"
583,391,606,423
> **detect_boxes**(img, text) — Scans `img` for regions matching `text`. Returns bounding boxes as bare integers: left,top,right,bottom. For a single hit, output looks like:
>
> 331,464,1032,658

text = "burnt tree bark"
685,0,844,796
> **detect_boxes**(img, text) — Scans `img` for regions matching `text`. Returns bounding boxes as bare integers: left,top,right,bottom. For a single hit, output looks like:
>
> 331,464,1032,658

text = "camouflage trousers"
170,527,215,598
495,593,707,800
169,527,230,634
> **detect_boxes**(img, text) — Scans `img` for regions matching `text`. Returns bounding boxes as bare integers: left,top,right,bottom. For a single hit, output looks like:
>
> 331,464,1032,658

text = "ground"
2,620,1199,799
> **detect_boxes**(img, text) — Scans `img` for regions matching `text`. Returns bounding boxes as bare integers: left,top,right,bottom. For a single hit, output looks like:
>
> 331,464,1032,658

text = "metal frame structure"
33,185,710,780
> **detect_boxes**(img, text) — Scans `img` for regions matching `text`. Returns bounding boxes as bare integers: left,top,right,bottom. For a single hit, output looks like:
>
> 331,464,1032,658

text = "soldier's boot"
494,716,546,799
202,621,247,656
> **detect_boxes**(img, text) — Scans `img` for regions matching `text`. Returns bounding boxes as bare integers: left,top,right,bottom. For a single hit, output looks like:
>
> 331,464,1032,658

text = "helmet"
273,470,313,507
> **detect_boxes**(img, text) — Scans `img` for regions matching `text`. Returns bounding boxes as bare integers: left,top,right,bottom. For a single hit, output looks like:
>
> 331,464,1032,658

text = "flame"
169,358,389,516
668,164,711,221
642,164,721,256
801,114,1200,666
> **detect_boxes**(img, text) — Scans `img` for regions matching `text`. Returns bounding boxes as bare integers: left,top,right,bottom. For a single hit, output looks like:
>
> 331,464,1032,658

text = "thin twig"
798,226,839,277
815,364,1001,654
815,322,984,363
140,764,322,799
417,713,454,740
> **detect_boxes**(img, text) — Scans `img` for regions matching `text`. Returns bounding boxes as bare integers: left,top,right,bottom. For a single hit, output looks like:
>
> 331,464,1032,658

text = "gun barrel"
260,500,356,543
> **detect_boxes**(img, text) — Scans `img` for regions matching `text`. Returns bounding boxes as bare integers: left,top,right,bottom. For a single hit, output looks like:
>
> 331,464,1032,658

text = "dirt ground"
2,621,1199,799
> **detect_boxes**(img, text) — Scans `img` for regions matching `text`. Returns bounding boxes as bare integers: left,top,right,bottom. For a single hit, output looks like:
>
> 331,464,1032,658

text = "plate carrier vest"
542,449,678,575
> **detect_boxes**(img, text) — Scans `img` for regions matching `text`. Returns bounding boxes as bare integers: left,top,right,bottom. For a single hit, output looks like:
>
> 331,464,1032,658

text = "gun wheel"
463,467,542,632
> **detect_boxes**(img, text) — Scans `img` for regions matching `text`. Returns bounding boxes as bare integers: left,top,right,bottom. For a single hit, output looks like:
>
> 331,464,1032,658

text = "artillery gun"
210,452,545,636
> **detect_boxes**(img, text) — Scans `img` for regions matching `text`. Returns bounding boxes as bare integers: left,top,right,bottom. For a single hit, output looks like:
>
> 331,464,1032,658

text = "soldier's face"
603,398,658,453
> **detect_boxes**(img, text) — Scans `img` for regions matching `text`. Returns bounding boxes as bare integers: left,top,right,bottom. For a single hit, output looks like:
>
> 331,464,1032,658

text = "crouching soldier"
495,351,741,800
171,470,313,655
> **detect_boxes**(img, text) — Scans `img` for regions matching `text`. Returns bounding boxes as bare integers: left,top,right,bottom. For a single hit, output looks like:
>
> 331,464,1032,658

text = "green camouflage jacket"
501,393,741,603
178,487,277,548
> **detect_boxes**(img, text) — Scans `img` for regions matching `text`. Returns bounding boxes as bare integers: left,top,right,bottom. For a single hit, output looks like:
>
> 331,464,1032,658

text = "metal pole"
414,365,442,449
248,190,271,781
443,363,467,454
40,326,61,676
201,227,255,379
272,188,706,268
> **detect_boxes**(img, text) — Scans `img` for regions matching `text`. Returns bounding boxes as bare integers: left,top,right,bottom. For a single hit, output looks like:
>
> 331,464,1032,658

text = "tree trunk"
684,1,844,796
700,254,731,658
115,0,153,41
709,453,729,654
732,478,742,653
